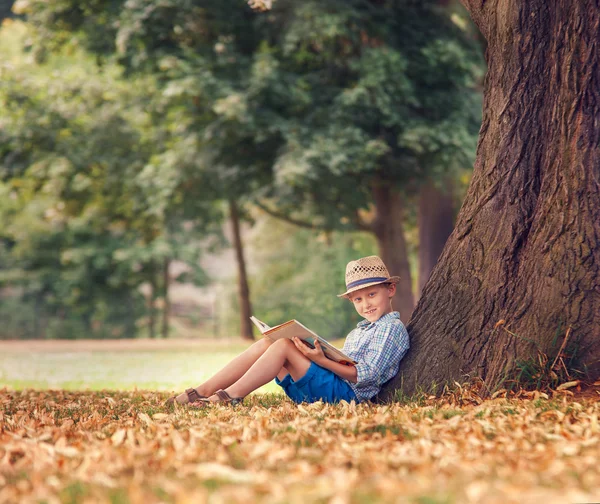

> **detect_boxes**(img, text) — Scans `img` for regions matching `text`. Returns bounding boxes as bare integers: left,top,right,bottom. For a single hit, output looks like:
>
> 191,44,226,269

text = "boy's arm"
292,337,358,383
314,355,358,383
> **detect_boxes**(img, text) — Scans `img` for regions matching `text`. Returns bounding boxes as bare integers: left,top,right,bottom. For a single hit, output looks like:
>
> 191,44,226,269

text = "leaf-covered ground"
1,388,599,504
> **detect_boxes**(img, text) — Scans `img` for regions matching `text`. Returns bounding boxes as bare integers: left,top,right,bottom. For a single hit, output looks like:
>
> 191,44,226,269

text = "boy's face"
348,283,396,323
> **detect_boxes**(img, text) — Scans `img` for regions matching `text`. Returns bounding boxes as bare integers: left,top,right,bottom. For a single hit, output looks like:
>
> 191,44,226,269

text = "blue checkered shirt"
342,311,410,402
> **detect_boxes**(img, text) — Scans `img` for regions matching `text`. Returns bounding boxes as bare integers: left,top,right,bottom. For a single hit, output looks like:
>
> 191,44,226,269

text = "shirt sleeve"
354,323,410,388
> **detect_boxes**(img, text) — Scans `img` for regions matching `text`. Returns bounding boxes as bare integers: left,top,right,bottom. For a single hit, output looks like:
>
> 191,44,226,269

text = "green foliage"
3,1,485,339
240,215,376,339
19,0,484,229
258,0,484,224
0,21,219,338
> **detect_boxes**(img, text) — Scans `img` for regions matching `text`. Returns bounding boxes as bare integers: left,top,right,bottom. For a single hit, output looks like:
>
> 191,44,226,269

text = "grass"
0,339,281,394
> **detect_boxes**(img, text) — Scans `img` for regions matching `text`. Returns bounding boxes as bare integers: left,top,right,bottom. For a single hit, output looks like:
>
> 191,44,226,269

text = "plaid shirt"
342,311,410,402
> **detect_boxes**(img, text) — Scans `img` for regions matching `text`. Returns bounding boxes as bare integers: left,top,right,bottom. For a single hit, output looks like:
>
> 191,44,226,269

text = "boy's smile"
349,284,396,322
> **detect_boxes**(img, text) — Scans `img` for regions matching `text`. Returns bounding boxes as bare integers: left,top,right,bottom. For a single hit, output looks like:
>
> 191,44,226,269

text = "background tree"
382,0,600,397
417,179,455,294
18,0,483,324
245,214,376,339
246,0,483,318
0,0,15,22
0,23,216,338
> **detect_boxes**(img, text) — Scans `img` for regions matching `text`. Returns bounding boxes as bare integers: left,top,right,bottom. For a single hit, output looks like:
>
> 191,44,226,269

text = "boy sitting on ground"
166,255,410,406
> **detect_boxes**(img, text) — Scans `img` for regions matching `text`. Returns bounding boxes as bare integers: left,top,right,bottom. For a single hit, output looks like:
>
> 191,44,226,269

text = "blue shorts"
275,362,357,404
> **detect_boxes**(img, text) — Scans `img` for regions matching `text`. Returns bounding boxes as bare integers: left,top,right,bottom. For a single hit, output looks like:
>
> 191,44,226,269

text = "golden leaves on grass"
1,388,599,503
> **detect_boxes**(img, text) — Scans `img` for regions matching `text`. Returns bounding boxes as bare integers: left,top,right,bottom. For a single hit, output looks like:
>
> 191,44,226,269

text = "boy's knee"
254,338,272,351
271,338,294,352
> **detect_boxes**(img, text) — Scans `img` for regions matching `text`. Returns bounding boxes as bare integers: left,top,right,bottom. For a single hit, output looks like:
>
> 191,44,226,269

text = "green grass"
0,342,281,394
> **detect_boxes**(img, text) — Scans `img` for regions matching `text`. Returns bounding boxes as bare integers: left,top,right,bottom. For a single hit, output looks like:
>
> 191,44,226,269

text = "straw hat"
338,256,400,298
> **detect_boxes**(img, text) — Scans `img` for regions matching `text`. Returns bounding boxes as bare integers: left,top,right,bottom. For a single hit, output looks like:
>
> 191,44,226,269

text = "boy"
166,255,409,406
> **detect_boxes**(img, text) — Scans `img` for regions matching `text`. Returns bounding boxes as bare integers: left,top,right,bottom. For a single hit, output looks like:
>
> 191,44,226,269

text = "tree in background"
382,0,600,396
13,0,483,334
245,213,376,340
417,179,456,294
0,35,147,338
414,0,485,296
246,0,483,318
0,0,16,22
0,22,216,338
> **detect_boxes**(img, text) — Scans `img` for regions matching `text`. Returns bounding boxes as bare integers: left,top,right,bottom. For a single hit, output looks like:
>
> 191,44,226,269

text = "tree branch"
351,210,373,233
253,201,331,231
460,0,492,40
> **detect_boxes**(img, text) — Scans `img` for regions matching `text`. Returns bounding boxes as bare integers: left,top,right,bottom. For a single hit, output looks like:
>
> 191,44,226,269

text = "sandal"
165,388,207,407
189,389,245,408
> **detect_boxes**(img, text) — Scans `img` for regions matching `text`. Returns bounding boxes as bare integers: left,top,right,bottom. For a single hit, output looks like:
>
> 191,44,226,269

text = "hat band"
346,277,388,290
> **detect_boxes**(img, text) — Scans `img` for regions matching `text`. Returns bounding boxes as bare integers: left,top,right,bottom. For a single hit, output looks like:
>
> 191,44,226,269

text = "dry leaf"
556,381,580,390
111,429,126,446
1,388,599,504
138,412,153,426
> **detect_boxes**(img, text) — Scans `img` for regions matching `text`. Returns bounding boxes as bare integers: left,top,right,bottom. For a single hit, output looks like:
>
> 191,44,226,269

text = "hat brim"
337,276,400,298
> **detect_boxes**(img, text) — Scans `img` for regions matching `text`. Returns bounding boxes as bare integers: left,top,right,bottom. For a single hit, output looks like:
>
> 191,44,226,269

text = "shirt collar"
357,311,400,329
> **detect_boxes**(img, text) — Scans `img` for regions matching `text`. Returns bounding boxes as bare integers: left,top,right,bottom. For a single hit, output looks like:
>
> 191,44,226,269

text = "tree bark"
161,257,170,339
34,293,42,339
229,199,255,340
371,183,415,321
418,179,455,295
147,263,157,339
381,0,600,398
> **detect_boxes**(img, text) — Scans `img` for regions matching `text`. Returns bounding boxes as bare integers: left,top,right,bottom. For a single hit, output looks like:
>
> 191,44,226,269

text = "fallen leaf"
556,381,580,391
138,412,153,426
111,429,126,446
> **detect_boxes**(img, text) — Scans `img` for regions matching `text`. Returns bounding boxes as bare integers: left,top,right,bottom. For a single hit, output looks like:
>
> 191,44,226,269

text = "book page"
249,316,271,334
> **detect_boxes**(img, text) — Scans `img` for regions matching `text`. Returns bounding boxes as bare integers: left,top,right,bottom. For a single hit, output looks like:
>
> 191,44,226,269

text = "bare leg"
175,338,272,403
221,339,311,400
276,367,290,381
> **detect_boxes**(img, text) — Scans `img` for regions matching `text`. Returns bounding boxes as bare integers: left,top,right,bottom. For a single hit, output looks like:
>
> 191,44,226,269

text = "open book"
250,316,357,366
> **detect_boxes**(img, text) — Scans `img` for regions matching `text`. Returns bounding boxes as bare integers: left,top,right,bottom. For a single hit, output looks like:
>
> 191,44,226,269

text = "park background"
0,0,483,391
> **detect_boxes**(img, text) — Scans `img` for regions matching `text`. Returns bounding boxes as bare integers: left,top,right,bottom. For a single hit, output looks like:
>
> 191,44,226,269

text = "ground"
1,340,599,503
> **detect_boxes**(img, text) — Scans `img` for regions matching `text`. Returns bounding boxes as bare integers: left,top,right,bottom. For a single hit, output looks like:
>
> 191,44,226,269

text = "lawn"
0,339,280,394
1,340,599,503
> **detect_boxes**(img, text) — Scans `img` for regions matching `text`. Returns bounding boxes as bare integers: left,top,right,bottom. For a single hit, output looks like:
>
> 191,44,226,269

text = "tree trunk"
0,1,16,23
418,179,455,295
161,257,170,339
229,199,254,340
34,293,42,339
147,264,157,339
371,183,415,321
381,0,600,398
126,293,137,339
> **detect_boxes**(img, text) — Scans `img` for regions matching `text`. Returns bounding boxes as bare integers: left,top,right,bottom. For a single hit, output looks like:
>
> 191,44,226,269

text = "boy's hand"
292,337,327,364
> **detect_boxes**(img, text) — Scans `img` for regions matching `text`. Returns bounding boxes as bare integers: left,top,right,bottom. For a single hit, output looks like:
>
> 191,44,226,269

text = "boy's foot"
165,388,207,408
189,389,244,408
